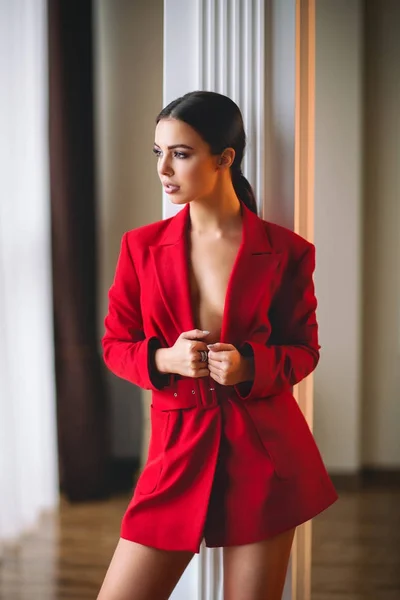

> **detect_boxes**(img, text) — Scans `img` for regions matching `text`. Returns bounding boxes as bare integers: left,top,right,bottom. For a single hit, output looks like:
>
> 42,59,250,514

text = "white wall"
94,0,164,458
313,0,363,472
361,0,400,468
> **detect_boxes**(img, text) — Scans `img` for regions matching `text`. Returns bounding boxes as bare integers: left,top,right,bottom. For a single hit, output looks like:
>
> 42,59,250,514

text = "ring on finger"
199,350,208,362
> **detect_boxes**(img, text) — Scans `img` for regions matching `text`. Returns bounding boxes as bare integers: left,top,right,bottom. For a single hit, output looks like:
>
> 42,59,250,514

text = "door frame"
292,1,316,599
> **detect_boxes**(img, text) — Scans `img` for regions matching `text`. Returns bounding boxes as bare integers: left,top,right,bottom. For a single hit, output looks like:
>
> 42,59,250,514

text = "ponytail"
231,168,258,215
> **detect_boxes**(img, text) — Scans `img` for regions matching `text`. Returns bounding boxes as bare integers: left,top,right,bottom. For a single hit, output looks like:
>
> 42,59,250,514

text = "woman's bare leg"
97,538,194,600
222,527,296,600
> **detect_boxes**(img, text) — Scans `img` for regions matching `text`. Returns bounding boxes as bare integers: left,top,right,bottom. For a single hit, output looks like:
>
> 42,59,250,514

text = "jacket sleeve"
234,243,320,401
102,233,173,391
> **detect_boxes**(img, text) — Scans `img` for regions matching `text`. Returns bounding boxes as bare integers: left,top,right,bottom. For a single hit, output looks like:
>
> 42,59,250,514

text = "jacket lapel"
149,201,282,344
149,206,195,338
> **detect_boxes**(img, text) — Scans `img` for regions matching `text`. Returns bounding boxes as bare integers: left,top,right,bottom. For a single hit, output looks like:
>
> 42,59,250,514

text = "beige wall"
314,0,363,472
94,0,164,457
314,0,400,472
361,0,400,468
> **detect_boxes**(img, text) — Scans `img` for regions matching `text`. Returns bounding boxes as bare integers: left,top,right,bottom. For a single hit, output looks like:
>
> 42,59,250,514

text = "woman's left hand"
207,343,254,386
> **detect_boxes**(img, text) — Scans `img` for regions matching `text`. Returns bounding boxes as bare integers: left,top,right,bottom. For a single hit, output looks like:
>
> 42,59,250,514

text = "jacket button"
191,390,195,394
174,392,178,397
209,387,215,391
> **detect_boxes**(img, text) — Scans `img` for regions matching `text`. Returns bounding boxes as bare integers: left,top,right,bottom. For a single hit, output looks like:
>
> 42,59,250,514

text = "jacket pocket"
260,439,292,480
243,400,294,480
137,407,170,495
243,395,322,480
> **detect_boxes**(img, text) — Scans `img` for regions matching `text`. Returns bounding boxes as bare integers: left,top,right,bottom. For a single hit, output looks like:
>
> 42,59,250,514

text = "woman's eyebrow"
153,143,194,150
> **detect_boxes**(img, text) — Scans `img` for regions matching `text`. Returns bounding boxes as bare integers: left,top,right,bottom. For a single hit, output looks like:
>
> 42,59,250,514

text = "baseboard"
330,468,400,491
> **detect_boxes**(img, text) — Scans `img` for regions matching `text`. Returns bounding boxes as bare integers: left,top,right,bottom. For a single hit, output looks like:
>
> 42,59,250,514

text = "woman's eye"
152,149,188,159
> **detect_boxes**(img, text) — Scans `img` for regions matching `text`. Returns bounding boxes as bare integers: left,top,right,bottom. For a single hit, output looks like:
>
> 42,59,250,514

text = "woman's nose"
159,156,173,177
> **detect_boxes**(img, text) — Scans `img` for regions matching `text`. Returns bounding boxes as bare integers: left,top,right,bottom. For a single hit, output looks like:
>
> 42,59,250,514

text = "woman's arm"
102,233,173,391
234,243,320,400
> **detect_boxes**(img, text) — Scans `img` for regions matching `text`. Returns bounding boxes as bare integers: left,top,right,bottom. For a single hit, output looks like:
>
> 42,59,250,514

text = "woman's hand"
155,329,211,378
207,343,254,386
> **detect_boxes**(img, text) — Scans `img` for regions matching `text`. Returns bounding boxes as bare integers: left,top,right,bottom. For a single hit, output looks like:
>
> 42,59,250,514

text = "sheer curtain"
0,0,59,549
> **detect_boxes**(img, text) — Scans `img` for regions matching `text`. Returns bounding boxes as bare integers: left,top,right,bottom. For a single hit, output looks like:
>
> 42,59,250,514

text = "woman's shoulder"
122,215,174,248
261,217,315,260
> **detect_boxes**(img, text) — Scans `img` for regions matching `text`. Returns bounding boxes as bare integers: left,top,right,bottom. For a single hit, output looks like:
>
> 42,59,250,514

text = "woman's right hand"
155,329,211,378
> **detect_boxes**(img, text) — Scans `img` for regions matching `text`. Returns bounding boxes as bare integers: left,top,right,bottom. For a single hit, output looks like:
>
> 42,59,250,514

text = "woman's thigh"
97,538,194,600
222,527,296,600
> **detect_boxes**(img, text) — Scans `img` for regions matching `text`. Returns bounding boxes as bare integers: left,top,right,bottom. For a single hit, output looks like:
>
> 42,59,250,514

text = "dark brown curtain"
48,0,110,501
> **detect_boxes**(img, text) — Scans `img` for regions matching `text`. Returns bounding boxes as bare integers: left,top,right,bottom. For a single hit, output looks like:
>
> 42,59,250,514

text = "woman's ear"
217,148,235,169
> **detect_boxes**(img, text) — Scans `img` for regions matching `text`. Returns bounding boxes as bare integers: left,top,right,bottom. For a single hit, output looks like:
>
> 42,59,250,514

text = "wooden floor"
0,485,399,599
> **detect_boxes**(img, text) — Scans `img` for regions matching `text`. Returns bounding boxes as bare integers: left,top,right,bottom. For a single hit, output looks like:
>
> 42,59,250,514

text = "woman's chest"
139,230,283,347
188,232,242,338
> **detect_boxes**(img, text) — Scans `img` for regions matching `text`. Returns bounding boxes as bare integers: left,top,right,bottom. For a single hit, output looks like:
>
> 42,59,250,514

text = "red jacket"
102,200,338,553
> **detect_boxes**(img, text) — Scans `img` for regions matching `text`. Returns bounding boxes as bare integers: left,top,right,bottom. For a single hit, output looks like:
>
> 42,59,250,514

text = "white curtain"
0,0,59,550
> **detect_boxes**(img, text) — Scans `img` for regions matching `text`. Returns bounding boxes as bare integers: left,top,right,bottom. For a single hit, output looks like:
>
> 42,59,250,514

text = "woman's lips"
164,184,180,194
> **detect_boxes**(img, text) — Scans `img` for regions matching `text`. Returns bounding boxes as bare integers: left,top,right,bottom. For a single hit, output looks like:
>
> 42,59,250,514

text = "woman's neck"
188,182,242,237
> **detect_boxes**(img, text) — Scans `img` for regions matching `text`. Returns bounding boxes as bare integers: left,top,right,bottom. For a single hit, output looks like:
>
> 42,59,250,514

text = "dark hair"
156,91,258,215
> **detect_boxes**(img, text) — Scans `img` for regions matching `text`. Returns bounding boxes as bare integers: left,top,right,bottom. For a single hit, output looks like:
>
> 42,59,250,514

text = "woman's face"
153,118,220,205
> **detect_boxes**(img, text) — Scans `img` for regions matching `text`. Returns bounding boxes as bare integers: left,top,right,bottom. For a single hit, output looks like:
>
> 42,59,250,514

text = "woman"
98,91,338,600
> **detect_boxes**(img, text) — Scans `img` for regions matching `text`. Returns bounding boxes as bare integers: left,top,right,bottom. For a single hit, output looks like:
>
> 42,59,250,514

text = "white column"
0,0,59,549
197,0,266,202
163,1,293,598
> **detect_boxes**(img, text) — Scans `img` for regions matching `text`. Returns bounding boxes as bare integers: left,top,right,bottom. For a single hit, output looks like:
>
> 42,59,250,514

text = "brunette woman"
98,91,338,600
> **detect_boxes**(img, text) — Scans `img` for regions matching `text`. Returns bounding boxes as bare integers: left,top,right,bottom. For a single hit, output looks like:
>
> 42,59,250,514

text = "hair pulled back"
156,91,258,215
